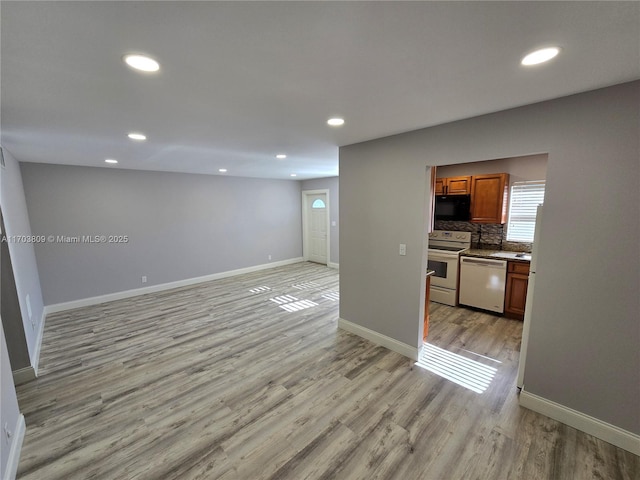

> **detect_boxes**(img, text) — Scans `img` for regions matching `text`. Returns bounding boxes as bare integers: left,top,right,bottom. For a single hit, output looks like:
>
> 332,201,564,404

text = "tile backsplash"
433,220,532,252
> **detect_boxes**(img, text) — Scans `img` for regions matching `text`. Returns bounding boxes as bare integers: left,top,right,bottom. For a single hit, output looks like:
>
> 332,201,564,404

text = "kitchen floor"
15,264,638,479
422,302,523,398
426,301,523,366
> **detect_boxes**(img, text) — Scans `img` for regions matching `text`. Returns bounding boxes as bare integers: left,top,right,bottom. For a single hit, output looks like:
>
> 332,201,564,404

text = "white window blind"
507,180,545,242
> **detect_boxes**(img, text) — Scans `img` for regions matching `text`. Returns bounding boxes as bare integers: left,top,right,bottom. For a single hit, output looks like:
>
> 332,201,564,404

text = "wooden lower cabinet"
504,261,530,320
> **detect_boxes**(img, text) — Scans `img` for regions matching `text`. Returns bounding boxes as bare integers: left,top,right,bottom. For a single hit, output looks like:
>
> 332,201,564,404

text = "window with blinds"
506,180,546,242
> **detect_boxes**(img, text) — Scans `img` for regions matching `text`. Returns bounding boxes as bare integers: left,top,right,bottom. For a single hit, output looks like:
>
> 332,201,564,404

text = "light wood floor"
16,262,639,479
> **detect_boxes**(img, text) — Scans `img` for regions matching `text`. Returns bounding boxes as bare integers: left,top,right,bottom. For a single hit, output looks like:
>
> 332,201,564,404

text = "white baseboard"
45,258,304,314
30,308,47,375
519,389,640,455
3,414,25,480
338,318,419,361
13,309,46,385
328,262,339,270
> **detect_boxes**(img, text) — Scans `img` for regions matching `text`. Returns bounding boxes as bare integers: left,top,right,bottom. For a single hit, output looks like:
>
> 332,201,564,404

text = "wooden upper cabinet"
446,176,472,195
470,173,509,223
435,176,471,195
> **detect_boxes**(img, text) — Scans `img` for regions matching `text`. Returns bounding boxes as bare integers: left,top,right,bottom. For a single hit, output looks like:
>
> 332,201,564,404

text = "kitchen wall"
20,163,304,305
339,81,640,438
435,153,548,251
301,176,339,267
436,153,548,182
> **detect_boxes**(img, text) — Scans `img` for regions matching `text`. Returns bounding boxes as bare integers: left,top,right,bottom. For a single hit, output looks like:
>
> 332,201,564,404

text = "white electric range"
427,230,472,306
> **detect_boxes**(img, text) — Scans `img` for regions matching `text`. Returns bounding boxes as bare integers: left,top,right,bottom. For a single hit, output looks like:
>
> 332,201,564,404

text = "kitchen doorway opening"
421,154,548,394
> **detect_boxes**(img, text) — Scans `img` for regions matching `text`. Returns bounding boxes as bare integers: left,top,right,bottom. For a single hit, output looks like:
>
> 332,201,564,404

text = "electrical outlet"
399,244,407,256
268,255,272,261
141,276,147,284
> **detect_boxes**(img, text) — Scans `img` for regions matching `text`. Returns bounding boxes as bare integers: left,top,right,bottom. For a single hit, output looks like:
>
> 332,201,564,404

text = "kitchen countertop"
462,249,531,263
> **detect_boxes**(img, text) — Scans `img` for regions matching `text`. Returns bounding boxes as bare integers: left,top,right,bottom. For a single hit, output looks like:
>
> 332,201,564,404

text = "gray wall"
1,215,31,370
0,319,21,479
0,148,44,365
21,164,303,305
339,81,639,435
340,143,431,347
301,176,339,266
0,157,23,480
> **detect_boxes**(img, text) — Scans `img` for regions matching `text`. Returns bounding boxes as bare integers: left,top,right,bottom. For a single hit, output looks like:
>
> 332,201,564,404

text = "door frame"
301,189,330,265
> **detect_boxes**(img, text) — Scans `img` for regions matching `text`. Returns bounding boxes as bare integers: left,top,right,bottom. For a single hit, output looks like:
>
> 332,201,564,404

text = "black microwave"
434,194,471,221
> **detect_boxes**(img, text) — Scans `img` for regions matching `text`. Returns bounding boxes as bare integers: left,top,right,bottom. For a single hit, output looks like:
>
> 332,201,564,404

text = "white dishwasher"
459,257,507,313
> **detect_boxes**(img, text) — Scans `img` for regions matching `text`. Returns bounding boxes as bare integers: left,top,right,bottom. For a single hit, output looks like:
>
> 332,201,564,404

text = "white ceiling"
2,1,639,180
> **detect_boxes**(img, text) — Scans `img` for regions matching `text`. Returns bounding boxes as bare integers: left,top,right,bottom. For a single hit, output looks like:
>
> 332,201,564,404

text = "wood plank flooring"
15,262,639,479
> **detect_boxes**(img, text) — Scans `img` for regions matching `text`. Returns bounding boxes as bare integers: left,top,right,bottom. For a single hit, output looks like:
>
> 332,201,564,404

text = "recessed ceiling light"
276,154,287,159
105,159,118,164
521,47,560,66
123,54,160,72
290,173,297,177
327,118,345,127
127,132,147,141
219,168,228,173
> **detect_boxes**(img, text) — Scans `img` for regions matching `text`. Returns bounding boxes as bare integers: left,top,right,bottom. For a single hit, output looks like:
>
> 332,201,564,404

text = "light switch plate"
399,244,407,256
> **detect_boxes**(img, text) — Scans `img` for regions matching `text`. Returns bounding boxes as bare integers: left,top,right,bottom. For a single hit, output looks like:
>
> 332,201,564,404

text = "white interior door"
306,193,328,264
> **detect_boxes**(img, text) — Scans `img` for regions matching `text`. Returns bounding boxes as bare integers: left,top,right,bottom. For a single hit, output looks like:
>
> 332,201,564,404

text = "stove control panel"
429,230,472,242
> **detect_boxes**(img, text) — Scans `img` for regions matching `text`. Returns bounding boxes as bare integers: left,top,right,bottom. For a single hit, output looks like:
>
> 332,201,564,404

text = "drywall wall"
0,320,22,480
436,153,548,186
1,158,24,480
339,81,639,435
20,164,303,305
0,148,44,365
301,176,339,266
340,143,431,350
1,215,31,370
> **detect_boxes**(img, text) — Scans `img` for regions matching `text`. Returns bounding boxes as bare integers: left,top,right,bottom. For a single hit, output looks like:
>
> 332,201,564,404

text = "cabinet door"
435,178,445,195
445,176,471,195
505,272,528,319
470,173,509,223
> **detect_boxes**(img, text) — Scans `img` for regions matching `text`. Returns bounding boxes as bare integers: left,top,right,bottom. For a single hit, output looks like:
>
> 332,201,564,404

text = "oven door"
427,250,459,290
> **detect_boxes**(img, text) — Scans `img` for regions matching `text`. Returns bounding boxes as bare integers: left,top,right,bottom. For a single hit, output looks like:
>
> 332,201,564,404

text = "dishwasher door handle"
461,257,506,268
